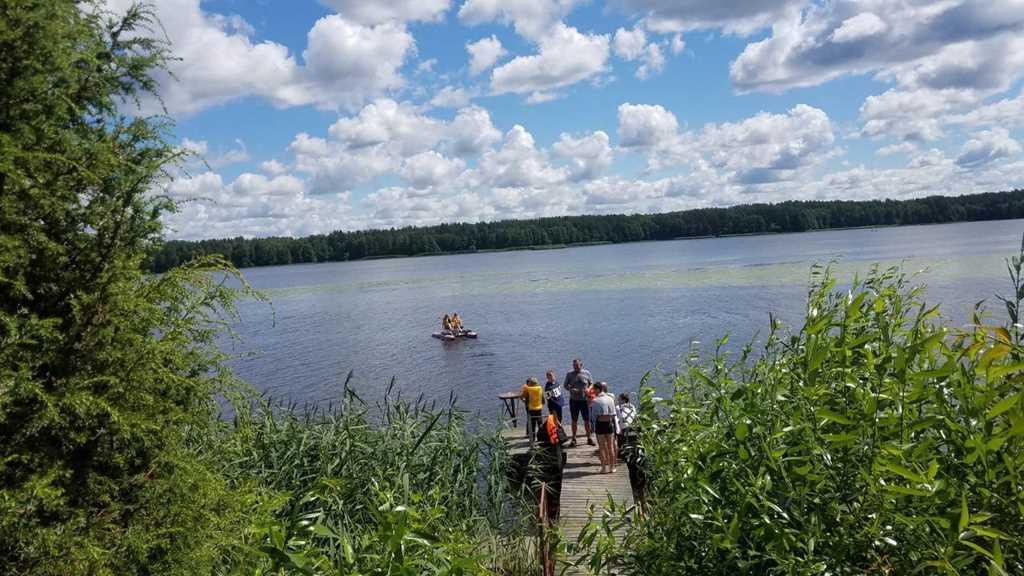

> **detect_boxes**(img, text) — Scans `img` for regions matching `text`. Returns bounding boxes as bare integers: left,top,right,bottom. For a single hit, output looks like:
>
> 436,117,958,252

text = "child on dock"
521,377,544,445
543,370,563,422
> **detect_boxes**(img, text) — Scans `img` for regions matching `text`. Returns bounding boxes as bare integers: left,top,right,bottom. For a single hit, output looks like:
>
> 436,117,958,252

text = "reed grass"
198,378,539,575
604,241,1024,574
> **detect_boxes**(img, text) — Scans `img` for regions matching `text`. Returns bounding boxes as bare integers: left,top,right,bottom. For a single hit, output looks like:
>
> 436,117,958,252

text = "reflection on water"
225,219,1023,420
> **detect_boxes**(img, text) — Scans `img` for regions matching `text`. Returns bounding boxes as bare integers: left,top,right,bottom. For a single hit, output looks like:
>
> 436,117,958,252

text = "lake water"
225,219,1024,420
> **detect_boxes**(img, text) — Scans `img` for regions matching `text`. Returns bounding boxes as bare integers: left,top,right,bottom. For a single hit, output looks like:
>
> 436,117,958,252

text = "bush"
626,250,1024,574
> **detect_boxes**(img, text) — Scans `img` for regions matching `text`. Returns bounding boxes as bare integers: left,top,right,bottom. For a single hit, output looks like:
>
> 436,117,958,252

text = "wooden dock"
501,426,635,574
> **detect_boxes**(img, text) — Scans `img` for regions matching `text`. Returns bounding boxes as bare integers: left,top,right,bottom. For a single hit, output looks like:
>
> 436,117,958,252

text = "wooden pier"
501,426,635,574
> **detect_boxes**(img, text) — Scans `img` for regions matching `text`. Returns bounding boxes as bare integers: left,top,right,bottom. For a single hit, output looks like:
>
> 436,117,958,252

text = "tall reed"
200,379,539,575
606,241,1024,574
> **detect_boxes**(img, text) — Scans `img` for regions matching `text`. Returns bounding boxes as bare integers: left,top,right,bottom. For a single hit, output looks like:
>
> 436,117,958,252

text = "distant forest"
150,190,1024,272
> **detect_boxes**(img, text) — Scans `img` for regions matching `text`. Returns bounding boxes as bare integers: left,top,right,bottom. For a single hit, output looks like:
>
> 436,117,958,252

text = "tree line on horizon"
150,189,1024,273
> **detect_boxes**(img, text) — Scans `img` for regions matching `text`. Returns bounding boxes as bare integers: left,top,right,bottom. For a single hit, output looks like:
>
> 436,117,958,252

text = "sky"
104,0,1024,240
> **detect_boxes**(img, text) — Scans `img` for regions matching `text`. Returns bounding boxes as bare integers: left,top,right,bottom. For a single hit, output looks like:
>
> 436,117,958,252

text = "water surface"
225,220,1023,419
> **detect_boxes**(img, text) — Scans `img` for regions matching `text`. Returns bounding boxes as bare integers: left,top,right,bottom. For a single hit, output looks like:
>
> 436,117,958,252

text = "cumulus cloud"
318,0,450,25
491,23,610,101
613,27,666,79
553,131,615,180
945,89,1024,129
731,0,1024,93
618,102,835,184
300,16,415,111
466,35,508,75
101,0,416,116
477,126,568,188
617,103,680,149
260,159,289,176
613,27,648,60
430,86,472,108
617,0,802,35
287,100,502,196
956,128,1023,169
162,170,354,239
399,151,467,188
447,106,504,157
699,104,835,184
458,0,585,41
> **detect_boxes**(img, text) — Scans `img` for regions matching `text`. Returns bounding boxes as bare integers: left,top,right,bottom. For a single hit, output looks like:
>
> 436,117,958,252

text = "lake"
225,219,1024,420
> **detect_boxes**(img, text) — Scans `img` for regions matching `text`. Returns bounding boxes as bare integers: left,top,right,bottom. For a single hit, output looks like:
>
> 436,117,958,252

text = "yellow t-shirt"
522,383,544,411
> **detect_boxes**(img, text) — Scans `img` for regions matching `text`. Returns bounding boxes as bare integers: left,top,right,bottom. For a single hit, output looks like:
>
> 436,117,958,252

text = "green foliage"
0,2,252,573
206,386,538,575
149,190,1024,271
620,251,1024,574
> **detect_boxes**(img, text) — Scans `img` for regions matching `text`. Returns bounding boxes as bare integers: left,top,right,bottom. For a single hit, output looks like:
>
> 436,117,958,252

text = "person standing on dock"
564,358,594,447
521,377,544,445
543,370,563,422
592,382,618,474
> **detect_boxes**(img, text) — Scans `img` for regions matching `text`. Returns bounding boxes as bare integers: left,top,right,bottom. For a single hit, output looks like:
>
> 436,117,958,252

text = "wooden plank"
558,442,634,575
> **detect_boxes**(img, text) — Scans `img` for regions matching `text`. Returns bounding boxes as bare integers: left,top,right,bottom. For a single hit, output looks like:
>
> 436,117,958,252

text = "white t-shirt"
592,393,616,418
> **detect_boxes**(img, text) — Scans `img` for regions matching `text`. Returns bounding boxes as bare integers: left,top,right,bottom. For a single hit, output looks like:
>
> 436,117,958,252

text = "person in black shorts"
563,358,594,447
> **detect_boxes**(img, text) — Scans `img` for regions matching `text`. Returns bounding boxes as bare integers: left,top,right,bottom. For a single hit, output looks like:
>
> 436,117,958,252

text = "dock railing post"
539,481,554,576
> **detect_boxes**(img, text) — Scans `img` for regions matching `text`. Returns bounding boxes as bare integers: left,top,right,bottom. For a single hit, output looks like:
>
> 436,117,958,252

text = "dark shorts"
595,419,614,435
547,401,563,421
569,399,589,422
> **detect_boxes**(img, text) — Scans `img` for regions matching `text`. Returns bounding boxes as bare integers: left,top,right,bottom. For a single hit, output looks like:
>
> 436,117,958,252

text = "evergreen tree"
1,2,246,573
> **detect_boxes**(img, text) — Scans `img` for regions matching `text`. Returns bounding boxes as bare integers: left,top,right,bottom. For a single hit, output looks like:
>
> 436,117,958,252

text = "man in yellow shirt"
521,377,544,444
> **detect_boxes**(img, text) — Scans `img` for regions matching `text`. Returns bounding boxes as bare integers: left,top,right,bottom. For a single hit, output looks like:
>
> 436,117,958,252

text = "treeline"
150,189,1024,272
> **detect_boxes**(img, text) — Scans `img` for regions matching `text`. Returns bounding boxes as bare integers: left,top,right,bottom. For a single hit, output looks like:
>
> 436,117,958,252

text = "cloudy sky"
110,0,1024,239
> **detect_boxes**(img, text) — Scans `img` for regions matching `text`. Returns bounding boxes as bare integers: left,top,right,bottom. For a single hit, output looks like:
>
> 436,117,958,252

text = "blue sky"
107,0,1024,239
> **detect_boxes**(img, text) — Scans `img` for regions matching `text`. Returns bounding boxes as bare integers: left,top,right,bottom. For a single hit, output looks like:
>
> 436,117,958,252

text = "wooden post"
539,481,554,576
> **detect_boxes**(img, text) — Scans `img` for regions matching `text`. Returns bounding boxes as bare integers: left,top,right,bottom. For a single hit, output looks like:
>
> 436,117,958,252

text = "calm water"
225,220,1023,419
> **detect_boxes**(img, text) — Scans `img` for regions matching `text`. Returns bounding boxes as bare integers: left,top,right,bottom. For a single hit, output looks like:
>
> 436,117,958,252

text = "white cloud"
466,35,508,75
430,86,472,108
447,106,503,157
318,0,450,25
180,138,208,155
830,12,887,43
300,16,415,111
671,33,686,55
613,27,666,79
698,104,835,183
956,128,1022,169
617,103,680,149
731,1,1024,93
102,1,416,116
491,24,610,100
859,88,975,142
287,100,501,196
636,43,666,79
164,170,355,239
945,89,1024,129
477,125,568,188
260,159,289,176
553,131,615,180
399,151,467,188
613,27,648,60
458,0,585,41
876,142,917,157
618,0,803,35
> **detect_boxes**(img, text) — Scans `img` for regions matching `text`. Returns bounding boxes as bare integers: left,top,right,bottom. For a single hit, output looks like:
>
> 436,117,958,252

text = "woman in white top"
591,382,618,473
